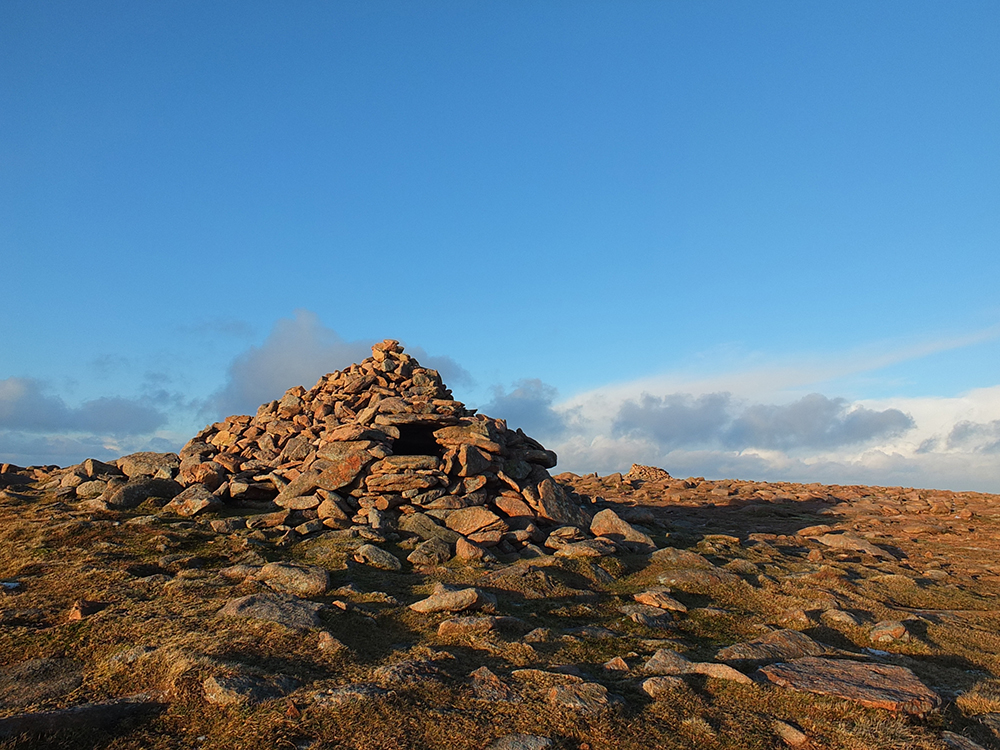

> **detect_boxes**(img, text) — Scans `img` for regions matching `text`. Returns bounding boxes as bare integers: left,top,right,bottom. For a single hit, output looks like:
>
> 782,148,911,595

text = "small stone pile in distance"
174,340,593,555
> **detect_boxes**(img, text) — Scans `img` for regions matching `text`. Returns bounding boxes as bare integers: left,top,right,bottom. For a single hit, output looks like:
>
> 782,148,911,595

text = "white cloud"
478,379,569,440
206,310,375,418
611,392,913,451
543,373,1000,493
205,309,474,419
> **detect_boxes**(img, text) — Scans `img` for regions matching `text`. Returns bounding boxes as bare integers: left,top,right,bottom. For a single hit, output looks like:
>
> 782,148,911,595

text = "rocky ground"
1,344,999,749
2,464,999,749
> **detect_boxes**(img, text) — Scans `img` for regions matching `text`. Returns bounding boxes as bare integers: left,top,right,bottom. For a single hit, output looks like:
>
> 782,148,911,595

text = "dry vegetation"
2,466,1000,749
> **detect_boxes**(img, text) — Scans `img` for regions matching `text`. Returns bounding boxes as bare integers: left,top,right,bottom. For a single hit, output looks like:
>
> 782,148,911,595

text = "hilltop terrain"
0,343,998,749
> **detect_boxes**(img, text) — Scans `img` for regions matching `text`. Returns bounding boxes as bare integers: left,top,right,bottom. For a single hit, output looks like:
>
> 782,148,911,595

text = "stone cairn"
174,340,592,554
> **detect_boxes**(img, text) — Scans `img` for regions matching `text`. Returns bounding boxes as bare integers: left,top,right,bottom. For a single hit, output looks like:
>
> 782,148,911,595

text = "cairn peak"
177,340,591,546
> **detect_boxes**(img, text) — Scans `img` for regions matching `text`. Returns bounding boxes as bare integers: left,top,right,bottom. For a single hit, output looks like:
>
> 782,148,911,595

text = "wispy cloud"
566,323,1000,408
204,309,473,419
406,347,474,390
512,329,1000,492
205,310,374,418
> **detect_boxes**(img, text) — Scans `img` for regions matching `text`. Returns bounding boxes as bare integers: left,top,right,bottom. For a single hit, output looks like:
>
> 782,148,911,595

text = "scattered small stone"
589,508,656,552
407,538,453,566
772,719,809,748
797,524,834,537
686,662,753,684
68,599,107,621
470,666,521,702
820,609,860,628
486,734,553,750
218,593,324,630
209,517,246,534
454,536,494,562
294,519,325,536
641,675,687,698
621,603,674,629
815,533,893,560
870,620,909,644
317,631,346,652
410,585,495,614
602,656,629,673
644,648,692,675
633,586,687,612
353,543,403,571
253,562,329,597
546,682,620,713
163,485,221,517
553,539,618,558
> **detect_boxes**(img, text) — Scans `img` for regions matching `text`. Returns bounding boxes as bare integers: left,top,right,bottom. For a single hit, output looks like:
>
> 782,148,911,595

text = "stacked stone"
176,340,591,553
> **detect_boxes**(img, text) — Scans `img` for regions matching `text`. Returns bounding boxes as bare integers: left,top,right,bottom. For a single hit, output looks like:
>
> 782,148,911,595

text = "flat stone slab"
716,629,828,665
546,682,621,713
252,562,329,597
757,657,941,714
218,593,324,630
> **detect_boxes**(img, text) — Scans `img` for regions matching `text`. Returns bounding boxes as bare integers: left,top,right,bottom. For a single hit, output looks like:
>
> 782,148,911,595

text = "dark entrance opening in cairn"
393,424,444,457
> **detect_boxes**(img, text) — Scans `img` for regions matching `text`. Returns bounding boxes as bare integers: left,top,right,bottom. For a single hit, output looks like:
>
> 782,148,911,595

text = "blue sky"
2,2,999,491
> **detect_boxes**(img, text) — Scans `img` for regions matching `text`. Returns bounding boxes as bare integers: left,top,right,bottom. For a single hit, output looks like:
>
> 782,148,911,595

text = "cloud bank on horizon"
2,312,997,494
498,379,1000,494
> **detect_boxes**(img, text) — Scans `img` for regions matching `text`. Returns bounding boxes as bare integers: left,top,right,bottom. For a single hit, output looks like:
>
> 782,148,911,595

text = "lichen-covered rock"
163,485,221,516
715,629,828,666
218,593,324,630
757,657,941,715
409,585,495,613
353,544,402,571
590,508,655,552
117,452,180,480
253,562,329,596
